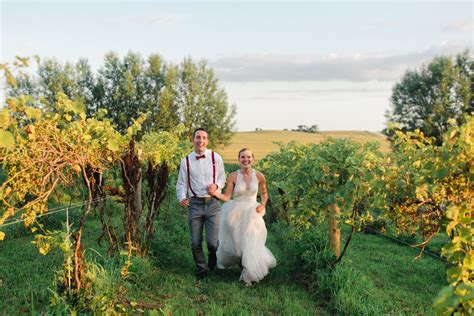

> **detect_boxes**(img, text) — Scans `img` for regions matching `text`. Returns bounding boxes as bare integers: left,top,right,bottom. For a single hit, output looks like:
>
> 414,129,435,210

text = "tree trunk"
143,162,169,254
277,187,289,222
122,138,143,255
71,166,94,291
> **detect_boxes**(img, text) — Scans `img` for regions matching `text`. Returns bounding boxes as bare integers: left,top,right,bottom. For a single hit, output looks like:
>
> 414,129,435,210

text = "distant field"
220,130,391,163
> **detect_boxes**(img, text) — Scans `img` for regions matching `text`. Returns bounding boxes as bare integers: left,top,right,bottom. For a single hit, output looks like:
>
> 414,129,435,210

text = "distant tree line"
8,52,236,148
292,124,319,133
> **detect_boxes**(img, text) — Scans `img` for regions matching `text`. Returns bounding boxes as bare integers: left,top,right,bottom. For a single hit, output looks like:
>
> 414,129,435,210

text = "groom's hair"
193,128,209,139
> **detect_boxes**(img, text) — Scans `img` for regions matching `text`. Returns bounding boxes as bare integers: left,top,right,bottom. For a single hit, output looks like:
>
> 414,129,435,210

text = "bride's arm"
212,172,236,202
256,172,268,213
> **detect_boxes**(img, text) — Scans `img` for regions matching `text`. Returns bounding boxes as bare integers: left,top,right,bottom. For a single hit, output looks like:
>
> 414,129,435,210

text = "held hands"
180,198,189,207
256,204,265,213
207,184,218,196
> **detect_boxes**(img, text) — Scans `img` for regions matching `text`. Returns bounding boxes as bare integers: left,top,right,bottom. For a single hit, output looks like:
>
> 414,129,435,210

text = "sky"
1,0,472,131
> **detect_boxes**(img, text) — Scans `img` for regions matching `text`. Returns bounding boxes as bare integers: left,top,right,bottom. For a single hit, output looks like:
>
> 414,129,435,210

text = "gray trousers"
188,197,221,277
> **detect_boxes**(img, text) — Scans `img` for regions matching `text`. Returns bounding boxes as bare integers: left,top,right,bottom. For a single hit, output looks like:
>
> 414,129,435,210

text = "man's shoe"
208,262,216,271
208,253,217,270
196,271,207,281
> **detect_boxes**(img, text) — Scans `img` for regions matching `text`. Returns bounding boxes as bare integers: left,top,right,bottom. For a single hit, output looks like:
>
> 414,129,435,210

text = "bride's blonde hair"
238,148,254,159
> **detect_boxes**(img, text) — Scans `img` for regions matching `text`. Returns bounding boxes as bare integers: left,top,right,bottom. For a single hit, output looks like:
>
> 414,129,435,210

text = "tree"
143,56,180,133
385,50,472,144
94,52,148,133
178,57,236,148
8,53,236,147
7,57,96,117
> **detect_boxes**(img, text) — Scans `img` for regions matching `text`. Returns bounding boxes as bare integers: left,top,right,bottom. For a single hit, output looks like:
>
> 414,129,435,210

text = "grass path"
0,215,328,315
145,223,328,315
342,229,447,314
0,210,447,315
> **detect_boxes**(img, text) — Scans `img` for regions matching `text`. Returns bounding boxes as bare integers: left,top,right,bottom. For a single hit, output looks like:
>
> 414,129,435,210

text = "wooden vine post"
329,203,340,257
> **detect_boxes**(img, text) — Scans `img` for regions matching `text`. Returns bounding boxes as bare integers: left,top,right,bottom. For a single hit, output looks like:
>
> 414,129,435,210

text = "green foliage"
95,52,154,133
281,224,383,315
7,53,236,148
0,92,123,233
48,255,131,314
259,138,383,233
257,141,309,221
260,117,473,314
386,50,472,144
178,57,236,148
0,60,192,305
138,124,187,170
379,118,473,314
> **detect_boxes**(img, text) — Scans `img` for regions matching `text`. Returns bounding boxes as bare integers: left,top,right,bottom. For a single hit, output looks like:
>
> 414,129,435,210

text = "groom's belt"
191,196,215,202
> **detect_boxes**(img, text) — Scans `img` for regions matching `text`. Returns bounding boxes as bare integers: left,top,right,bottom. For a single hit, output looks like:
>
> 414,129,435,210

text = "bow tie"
196,154,206,160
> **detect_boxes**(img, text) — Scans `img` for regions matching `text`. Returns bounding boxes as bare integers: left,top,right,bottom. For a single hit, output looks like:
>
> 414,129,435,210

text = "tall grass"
279,222,447,315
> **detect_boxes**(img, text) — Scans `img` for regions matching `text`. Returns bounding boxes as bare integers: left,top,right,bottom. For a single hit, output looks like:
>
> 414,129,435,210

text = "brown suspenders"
185,151,216,197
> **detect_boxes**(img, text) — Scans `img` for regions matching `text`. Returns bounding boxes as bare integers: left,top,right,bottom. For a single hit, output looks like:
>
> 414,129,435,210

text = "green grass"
146,222,327,315
341,228,448,314
220,130,391,163
0,203,447,315
0,233,62,314
0,207,326,315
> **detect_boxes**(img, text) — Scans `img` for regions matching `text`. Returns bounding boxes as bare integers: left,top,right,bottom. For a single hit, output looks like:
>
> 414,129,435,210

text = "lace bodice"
233,169,258,201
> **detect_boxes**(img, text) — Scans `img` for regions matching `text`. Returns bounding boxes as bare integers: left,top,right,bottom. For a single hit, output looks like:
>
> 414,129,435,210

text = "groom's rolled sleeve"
176,159,188,202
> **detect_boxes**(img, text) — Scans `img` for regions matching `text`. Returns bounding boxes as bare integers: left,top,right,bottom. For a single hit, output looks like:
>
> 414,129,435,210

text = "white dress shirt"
176,149,226,201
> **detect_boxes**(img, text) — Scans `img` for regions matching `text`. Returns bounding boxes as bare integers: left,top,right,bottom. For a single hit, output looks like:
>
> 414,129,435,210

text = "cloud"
444,20,474,32
268,86,391,95
145,13,187,25
212,43,470,82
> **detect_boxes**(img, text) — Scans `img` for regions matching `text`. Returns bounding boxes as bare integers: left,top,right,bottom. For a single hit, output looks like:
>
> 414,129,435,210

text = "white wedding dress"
217,169,276,283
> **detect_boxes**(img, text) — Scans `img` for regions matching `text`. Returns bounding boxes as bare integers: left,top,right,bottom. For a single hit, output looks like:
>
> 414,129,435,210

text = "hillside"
220,130,391,163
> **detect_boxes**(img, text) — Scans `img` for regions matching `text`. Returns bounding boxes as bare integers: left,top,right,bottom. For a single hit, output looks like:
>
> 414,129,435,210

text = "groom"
176,128,226,281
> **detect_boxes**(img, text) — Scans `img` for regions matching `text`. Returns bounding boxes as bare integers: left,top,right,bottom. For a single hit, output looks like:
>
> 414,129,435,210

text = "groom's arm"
176,159,189,206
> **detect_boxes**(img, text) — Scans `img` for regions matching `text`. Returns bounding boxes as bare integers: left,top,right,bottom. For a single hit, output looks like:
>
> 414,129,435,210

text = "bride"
210,148,276,286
